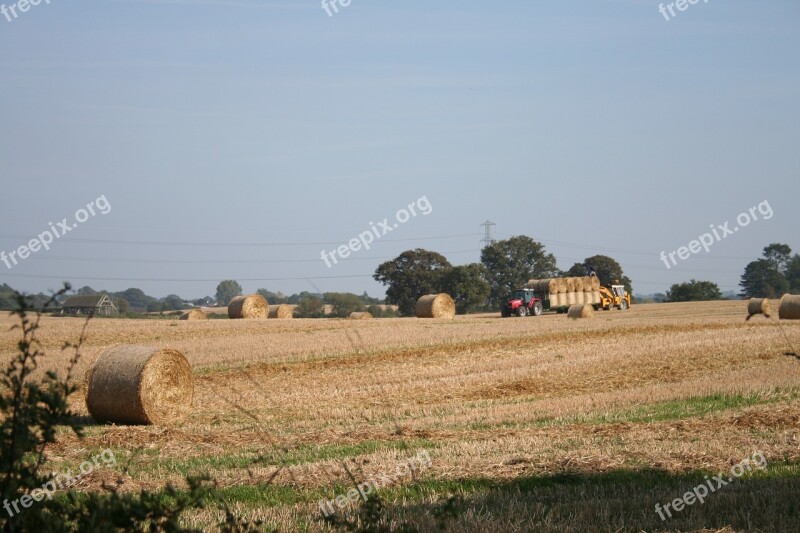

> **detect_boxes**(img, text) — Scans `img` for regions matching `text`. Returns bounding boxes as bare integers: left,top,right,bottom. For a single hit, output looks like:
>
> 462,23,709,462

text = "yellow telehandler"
597,284,631,310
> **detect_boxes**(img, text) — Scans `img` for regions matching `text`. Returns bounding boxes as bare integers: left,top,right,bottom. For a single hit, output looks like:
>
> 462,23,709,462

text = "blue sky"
1,0,798,299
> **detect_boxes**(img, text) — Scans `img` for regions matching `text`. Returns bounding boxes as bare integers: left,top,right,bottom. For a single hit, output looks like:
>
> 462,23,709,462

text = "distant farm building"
61,294,118,316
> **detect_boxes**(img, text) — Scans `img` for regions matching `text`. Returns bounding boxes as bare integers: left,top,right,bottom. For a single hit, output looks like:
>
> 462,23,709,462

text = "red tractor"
501,288,543,317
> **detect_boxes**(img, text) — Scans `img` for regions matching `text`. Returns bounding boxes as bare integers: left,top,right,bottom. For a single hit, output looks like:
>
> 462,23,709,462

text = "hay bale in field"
348,311,373,320
591,277,601,291
86,345,193,425
179,308,207,321
268,304,293,319
526,279,539,289
746,298,772,320
228,294,268,319
564,278,576,292
575,292,585,305
582,276,594,292
565,292,577,306
779,294,800,320
416,293,456,319
567,304,594,319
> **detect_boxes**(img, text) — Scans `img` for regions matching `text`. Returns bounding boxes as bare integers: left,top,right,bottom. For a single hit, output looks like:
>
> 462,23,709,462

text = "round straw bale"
747,298,771,318
779,294,800,320
575,292,585,305
348,311,373,320
86,345,193,425
268,304,293,319
581,276,594,292
526,279,539,289
416,293,456,319
567,304,594,319
591,277,601,291
179,308,207,321
228,294,268,319
554,278,566,293
565,292,577,306
564,278,576,292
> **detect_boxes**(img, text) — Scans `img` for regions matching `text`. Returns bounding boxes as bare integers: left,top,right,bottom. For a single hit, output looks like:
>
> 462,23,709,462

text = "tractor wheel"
532,302,543,316
516,306,528,317
619,300,629,310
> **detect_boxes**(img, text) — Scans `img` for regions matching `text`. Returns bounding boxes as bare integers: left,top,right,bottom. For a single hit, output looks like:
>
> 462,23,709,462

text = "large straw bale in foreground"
746,298,771,319
86,345,193,425
228,294,268,319
567,304,594,319
179,308,207,321
779,294,800,320
268,304,293,319
416,293,456,319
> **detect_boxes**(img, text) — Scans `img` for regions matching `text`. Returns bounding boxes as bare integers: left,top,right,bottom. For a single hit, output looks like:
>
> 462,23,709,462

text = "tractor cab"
512,289,535,303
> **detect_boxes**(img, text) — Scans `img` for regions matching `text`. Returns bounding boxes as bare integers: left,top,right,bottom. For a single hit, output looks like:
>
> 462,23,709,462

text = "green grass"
121,439,438,478
465,388,798,432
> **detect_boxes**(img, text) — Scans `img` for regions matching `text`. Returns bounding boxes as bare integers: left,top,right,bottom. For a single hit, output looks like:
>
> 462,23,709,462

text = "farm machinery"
501,277,631,317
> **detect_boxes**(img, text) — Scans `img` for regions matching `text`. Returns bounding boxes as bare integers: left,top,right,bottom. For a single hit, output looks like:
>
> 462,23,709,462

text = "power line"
16,249,480,265
0,232,482,248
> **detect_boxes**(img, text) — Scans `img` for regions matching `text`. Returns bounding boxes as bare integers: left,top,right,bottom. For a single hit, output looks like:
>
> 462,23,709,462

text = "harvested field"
2,300,799,531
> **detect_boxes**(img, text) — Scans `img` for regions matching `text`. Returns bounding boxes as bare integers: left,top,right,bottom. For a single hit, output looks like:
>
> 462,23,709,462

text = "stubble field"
1,300,799,532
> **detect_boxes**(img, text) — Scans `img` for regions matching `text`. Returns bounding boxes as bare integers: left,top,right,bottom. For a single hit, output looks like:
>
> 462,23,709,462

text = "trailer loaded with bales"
501,277,630,317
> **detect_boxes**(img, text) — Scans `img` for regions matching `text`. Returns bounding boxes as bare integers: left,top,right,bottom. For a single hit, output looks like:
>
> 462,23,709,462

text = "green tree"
215,280,243,306
739,258,789,298
564,263,589,277
0,284,15,310
374,249,452,316
440,264,491,314
786,255,800,293
480,236,558,306
296,296,325,318
762,243,792,273
113,288,158,312
323,292,365,318
666,280,723,302
113,297,130,314
580,255,633,294
257,289,287,304
160,294,187,311
76,286,97,295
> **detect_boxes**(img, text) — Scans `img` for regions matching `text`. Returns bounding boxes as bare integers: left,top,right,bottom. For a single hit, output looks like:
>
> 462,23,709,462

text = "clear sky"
1,0,798,299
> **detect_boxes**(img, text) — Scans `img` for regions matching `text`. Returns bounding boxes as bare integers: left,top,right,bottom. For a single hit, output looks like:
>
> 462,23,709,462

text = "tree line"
373,235,632,316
